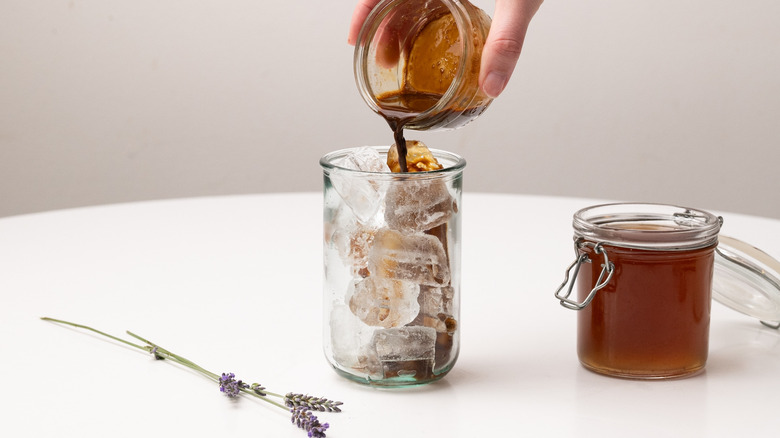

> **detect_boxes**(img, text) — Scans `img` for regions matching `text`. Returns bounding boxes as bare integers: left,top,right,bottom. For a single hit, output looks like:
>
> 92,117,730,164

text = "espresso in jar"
354,0,492,171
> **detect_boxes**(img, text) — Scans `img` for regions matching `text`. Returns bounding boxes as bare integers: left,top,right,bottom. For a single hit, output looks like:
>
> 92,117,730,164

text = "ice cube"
411,285,457,333
368,228,451,286
329,303,382,378
331,222,377,278
373,326,437,359
330,147,389,223
419,285,454,317
371,326,437,379
348,276,420,328
329,303,373,364
384,179,456,233
340,146,389,173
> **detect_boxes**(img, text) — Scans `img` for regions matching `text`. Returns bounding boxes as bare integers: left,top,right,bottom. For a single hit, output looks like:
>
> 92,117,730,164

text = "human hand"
347,0,544,98
479,0,543,97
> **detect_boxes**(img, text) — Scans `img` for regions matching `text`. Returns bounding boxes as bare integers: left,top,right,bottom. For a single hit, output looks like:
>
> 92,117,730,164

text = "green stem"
41,317,146,351
125,331,286,401
41,317,291,412
260,390,285,399
241,388,288,409
125,331,219,380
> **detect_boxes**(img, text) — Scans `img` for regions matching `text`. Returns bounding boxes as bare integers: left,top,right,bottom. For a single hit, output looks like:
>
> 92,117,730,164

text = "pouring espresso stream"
362,1,492,171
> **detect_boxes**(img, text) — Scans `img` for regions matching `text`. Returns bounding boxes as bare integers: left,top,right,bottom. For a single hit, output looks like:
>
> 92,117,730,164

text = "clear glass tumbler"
320,146,465,386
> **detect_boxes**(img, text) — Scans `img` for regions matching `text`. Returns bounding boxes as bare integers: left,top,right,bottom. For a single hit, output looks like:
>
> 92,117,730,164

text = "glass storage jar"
555,203,722,379
353,0,492,131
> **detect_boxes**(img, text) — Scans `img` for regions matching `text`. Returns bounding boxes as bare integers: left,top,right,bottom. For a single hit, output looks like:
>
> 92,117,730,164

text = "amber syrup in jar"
576,241,715,379
556,204,723,379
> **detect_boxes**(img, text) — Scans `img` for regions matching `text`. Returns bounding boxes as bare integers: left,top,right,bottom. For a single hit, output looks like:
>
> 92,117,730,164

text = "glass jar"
555,203,723,379
320,146,465,386
353,0,492,131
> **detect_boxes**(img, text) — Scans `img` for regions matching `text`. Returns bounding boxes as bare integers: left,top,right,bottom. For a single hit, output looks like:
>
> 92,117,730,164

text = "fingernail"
482,72,507,98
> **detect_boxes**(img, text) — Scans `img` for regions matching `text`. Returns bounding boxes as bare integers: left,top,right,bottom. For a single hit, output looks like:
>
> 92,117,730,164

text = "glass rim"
320,146,466,177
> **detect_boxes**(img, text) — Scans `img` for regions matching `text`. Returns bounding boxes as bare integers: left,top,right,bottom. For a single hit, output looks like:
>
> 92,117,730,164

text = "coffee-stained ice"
348,276,420,328
385,141,456,232
368,228,451,286
411,285,456,333
372,326,437,379
327,141,458,383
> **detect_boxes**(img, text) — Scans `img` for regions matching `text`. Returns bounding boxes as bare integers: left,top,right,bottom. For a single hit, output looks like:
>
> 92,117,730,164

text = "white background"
2,0,779,218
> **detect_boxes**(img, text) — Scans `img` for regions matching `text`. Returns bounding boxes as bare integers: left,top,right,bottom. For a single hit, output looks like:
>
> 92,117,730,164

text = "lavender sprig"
219,372,248,398
41,317,343,437
291,405,330,438
285,393,344,413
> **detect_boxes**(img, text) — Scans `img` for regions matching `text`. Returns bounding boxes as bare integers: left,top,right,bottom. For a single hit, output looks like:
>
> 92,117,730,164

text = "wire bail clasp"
555,239,615,310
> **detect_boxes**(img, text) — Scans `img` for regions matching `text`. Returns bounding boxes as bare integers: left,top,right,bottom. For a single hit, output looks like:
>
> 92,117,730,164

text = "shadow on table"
706,319,780,376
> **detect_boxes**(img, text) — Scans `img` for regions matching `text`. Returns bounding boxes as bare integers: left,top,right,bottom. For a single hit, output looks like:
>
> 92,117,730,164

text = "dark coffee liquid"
378,91,442,173
377,89,485,172
367,10,467,382
387,119,409,174
372,5,453,175
370,6,489,172
375,89,458,381
377,91,444,116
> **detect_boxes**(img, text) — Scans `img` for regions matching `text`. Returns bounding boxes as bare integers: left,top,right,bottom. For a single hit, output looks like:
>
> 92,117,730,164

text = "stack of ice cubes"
327,146,457,381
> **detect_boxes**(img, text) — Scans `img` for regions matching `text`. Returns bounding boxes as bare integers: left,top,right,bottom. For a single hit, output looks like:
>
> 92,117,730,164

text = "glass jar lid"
713,235,780,328
572,203,722,250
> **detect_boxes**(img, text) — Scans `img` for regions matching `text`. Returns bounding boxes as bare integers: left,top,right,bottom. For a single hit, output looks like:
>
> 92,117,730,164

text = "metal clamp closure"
555,239,615,310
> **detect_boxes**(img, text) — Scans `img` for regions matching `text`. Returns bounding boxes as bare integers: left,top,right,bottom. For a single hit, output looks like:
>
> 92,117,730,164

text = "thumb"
479,0,543,98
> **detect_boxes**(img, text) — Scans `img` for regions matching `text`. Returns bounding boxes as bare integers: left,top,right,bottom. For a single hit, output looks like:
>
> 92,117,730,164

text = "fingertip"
347,25,360,46
481,72,508,98
349,0,381,47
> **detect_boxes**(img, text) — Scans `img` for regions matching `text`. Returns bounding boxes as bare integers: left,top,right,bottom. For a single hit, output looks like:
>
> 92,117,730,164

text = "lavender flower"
291,406,330,438
41,317,343,438
250,383,267,397
219,372,248,398
150,346,165,360
285,393,343,412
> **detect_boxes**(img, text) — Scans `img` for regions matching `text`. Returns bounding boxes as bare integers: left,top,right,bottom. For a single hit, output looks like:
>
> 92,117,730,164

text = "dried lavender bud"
285,393,343,413
219,372,247,398
290,406,329,438
250,383,267,397
149,346,165,360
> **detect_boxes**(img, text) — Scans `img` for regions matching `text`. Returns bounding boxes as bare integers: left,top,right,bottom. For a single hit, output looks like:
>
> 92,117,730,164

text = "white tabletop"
1,193,779,437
